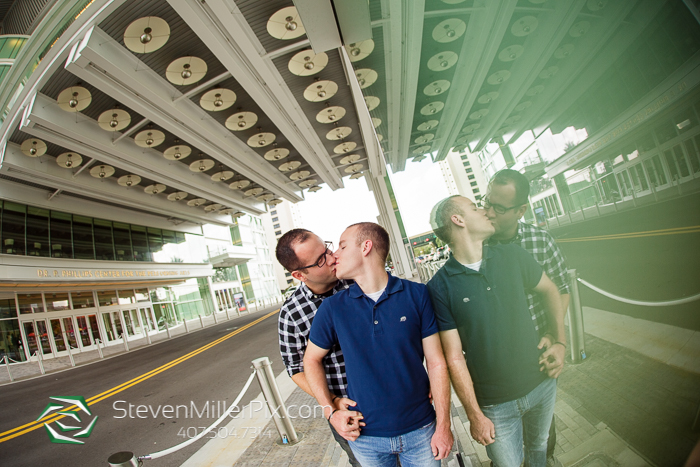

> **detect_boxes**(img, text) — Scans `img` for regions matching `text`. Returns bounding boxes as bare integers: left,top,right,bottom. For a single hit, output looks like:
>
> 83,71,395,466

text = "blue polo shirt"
309,274,438,437
427,244,546,406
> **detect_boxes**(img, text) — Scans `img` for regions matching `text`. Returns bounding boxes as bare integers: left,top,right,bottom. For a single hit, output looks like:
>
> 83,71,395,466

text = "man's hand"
538,335,565,378
329,408,364,441
469,413,495,445
431,424,454,460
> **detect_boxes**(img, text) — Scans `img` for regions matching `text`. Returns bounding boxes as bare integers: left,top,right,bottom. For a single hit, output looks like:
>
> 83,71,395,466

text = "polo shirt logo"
463,297,470,303
400,316,406,322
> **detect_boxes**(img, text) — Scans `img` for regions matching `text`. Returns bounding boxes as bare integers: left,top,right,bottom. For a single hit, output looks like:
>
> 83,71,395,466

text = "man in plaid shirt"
484,169,570,467
276,228,361,466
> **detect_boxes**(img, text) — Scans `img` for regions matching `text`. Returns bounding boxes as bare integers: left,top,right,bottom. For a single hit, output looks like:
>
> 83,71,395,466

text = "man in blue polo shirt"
427,196,565,467
304,222,453,466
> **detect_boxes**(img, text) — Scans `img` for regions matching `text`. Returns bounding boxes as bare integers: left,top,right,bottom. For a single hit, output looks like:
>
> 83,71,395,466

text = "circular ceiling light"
514,101,533,112
364,96,380,111
264,148,290,161
144,184,166,195
334,141,357,154
462,123,481,134
57,86,91,112
166,191,188,201
98,108,131,131
298,179,317,188
187,198,207,207
288,50,328,76
244,187,264,197
339,154,360,165
200,88,236,111
123,16,170,53
226,111,258,131
267,6,306,40
90,164,115,179
316,106,346,124
413,155,427,162
211,171,234,182
376,134,384,142
247,132,276,148
498,45,524,62
163,143,192,161
511,16,538,36
204,203,222,212
135,129,165,148
166,56,207,86
308,186,322,193
229,180,251,190
56,152,83,169
455,135,471,145
354,69,378,89
452,145,467,153
553,44,575,60
538,66,559,79
424,80,450,96
417,120,439,131
345,39,374,62
413,145,431,155
279,160,301,172
587,0,606,11
117,174,141,187
349,172,364,180
421,101,444,116
231,211,245,219
344,163,363,174
470,109,489,120
267,198,283,206
372,118,382,128
569,21,591,38
289,170,310,181
487,70,511,85
478,92,499,104
304,80,338,102
526,85,545,96
504,115,522,125
257,193,275,202
326,126,352,140
414,134,434,145
20,138,47,157
189,159,215,172
427,51,458,71
432,18,466,43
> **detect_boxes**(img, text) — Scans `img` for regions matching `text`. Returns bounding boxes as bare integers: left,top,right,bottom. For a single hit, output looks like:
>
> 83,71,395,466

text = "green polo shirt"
427,244,546,406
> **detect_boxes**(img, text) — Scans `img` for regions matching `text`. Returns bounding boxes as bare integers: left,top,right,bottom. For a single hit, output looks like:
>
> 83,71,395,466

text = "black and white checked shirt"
488,222,570,336
278,279,353,397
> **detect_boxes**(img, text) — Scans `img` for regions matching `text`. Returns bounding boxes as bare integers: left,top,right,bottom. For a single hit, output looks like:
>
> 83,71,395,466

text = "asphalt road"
550,192,700,331
0,307,284,467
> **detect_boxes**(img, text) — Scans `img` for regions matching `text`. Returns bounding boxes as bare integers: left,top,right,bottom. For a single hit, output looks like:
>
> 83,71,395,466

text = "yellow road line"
0,309,278,444
558,226,700,243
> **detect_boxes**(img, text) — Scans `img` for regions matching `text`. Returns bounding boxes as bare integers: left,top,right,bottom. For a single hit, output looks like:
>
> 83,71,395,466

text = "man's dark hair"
349,222,390,262
275,228,313,271
430,195,464,245
490,169,530,205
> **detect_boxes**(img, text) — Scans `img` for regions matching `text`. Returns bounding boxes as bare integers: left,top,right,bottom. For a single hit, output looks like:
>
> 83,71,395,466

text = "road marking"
557,225,700,243
0,309,279,444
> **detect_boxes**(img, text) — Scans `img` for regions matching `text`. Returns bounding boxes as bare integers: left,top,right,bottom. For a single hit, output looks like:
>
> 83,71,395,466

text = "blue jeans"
480,378,557,467
349,420,439,467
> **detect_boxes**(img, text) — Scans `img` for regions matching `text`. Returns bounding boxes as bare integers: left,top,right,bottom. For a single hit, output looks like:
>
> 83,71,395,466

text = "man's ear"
291,270,306,282
361,239,373,257
516,204,528,219
450,213,464,227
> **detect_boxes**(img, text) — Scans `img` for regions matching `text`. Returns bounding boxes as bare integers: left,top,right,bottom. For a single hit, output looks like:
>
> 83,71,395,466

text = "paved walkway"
183,304,700,467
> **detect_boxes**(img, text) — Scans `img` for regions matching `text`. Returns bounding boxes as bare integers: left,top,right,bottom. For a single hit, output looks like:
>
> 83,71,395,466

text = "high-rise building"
262,200,304,291
438,149,489,203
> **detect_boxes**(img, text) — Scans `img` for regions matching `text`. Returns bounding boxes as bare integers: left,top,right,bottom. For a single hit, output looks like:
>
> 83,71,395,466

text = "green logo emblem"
37,396,98,444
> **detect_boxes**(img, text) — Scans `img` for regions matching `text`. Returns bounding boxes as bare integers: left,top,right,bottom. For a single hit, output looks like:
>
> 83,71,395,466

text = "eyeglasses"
297,241,334,271
480,197,524,215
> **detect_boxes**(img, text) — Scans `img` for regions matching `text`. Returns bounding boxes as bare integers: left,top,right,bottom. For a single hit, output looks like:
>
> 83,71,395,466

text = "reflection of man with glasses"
483,169,570,467
275,229,362,466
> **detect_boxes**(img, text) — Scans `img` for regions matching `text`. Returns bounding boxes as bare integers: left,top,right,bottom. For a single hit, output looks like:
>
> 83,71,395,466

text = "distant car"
283,285,297,299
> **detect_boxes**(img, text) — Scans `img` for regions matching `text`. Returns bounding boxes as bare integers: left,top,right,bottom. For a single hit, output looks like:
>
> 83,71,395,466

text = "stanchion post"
95,338,104,359
121,334,130,352
213,310,219,324
567,269,587,364
199,315,205,329
252,357,300,445
4,355,13,382
64,333,76,367
225,306,231,321
36,350,45,375
164,319,172,339
184,318,190,333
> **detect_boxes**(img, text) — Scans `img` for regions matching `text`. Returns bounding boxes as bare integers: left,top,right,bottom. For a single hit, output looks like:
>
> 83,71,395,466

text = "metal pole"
184,318,190,333
164,319,172,339
4,355,13,382
199,315,205,329
252,357,300,445
213,310,219,324
567,269,587,364
121,334,130,352
64,333,76,367
95,338,104,359
36,350,45,375
225,306,231,321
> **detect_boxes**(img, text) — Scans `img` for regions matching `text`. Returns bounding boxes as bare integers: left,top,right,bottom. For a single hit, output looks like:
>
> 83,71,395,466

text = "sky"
297,156,450,244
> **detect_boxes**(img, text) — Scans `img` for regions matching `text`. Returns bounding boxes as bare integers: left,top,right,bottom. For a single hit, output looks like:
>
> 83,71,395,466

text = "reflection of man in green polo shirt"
426,195,566,467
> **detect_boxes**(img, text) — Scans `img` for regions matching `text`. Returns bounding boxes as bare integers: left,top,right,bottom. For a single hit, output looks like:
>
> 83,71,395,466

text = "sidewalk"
0,304,278,385
184,305,700,467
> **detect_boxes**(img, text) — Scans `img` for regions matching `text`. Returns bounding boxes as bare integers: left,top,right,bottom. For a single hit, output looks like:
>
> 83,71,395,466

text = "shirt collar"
348,273,402,299
299,279,350,300
443,245,492,276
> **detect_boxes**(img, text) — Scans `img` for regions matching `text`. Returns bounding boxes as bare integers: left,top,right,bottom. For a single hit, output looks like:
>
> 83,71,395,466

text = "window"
285,272,291,277
468,175,475,180
474,188,480,193
475,194,482,200
272,217,278,222
275,230,282,236
271,210,277,215
466,167,473,173
273,223,280,229
471,181,478,187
